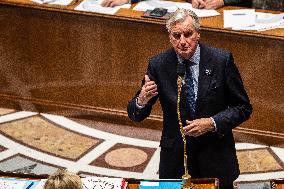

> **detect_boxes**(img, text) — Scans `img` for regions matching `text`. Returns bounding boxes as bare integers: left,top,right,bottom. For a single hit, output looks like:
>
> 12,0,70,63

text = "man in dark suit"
127,9,252,189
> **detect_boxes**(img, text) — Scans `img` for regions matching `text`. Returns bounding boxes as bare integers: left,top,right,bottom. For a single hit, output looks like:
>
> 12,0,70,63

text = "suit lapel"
164,48,179,88
196,44,214,106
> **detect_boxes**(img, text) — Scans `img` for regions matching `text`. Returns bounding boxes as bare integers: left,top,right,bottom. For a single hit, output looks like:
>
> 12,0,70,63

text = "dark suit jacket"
127,43,252,187
188,0,252,7
223,0,252,7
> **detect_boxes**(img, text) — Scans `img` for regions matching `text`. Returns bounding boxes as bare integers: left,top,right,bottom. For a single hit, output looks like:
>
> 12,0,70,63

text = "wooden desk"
271,179,284,189
127,178,218,189
0,0,283,146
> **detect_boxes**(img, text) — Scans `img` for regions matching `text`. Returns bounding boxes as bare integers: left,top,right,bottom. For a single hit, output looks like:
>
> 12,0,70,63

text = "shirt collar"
177,44,200,65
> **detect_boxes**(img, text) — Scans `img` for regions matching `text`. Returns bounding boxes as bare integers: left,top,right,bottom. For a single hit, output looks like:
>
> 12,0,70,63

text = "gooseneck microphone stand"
176,63,193,189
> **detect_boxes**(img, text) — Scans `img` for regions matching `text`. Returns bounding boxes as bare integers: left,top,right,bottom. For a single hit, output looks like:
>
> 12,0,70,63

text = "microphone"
177,63,186,77
176,61,192,185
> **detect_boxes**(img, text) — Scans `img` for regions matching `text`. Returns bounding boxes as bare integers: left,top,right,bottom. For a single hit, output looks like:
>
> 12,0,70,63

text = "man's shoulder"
150,48,176,63
200,43,231,59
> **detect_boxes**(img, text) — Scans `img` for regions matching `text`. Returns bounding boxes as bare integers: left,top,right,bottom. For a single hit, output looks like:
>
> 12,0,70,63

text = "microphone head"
177,63,186,76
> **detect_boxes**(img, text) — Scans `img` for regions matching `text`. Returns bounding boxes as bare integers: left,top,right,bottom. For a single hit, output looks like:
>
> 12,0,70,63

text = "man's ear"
169,34,174,44
197,32,200,40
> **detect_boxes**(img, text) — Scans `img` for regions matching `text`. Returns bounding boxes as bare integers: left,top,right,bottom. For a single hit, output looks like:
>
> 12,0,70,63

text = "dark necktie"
183,60,196,117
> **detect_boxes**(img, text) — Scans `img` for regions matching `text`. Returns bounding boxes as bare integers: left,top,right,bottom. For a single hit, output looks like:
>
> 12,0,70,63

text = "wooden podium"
127,178,219,189
271,179,284,189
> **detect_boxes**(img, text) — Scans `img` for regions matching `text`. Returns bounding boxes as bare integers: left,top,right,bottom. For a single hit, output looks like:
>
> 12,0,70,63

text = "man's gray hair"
166,9,200,32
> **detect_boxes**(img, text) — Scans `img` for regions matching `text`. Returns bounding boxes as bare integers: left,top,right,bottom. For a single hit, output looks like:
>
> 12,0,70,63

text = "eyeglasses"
170,31,195,40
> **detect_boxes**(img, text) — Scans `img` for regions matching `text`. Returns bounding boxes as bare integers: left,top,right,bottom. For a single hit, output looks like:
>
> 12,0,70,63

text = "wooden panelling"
0,2,283,146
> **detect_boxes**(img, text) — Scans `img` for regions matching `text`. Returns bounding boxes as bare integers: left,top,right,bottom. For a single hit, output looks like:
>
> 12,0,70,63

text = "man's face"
169,17,200,60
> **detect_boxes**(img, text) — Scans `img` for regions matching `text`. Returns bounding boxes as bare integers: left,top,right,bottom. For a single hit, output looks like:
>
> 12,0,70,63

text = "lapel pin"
205,69,212,76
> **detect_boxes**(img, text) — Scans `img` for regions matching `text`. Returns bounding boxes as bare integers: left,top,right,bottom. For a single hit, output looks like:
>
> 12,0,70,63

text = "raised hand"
137,75,158,106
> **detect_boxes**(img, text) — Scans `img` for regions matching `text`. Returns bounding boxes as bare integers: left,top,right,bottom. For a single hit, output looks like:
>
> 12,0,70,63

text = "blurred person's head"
43,169,83,189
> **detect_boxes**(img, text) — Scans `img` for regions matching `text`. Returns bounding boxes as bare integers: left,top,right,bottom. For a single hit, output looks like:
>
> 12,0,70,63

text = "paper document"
31,0,73,5
254,12,284,31
34,180,46,189
133,0,220,17
81,177,126,189
175,2,220,17
0,178,26,189
0,178,42,189
75,0,131,15
223,9,256,29
133,0,179,12
224,9,284,31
